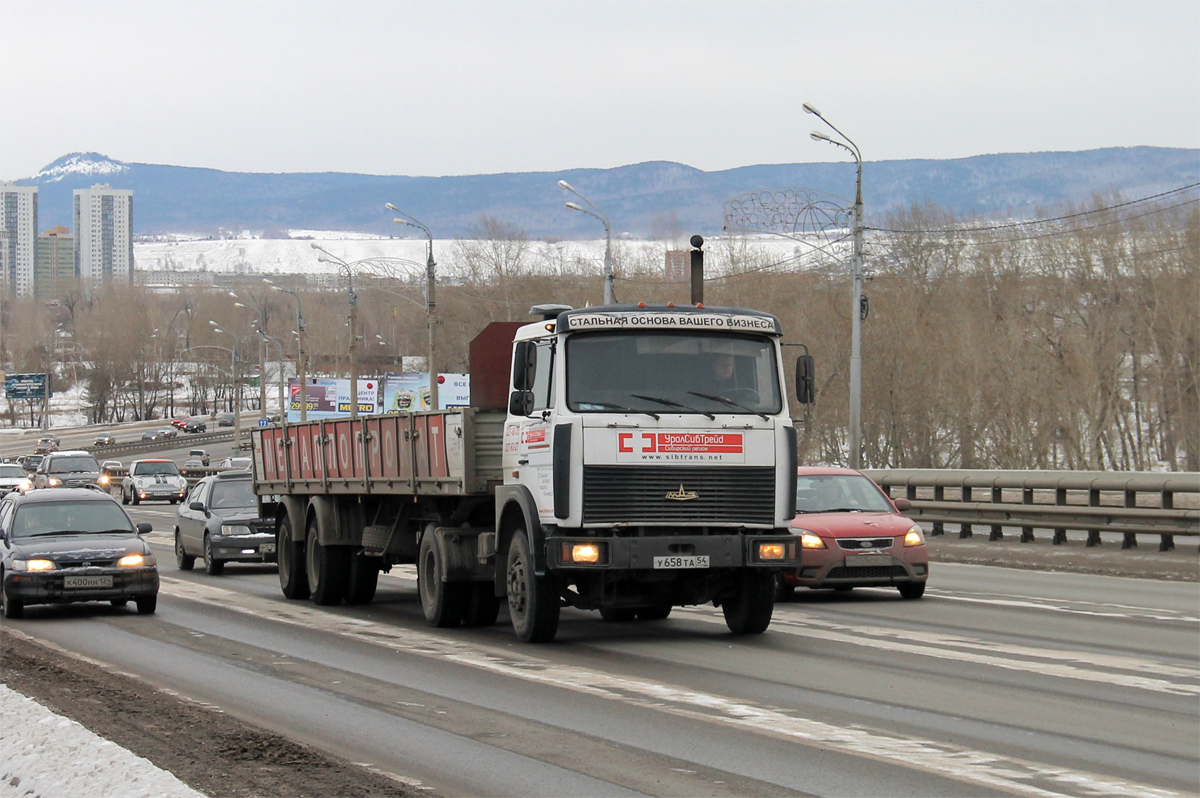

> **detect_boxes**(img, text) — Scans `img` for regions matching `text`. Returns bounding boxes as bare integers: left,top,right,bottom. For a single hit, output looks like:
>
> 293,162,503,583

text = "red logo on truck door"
617,431,744,462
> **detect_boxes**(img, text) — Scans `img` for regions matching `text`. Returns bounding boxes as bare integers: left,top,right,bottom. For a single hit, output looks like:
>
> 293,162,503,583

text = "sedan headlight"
118,553,155,567
98,474,109,486
903,524,925,547
47,477,61,487
796,529,827,549
220,524,254,536
12,558,57,571
17,479,32,492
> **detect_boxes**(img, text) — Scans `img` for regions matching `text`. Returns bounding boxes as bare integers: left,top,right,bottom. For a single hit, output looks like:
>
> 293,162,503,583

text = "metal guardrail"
87,429,237,459
863,469,1199,552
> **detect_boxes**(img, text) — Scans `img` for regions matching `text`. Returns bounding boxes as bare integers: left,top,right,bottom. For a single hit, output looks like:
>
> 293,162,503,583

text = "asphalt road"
7,498,1197,798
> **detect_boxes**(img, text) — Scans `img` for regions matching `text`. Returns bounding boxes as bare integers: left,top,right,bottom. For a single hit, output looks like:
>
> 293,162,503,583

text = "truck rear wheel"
506,529,559,643
418,532,467,627
722,571,774,635
306,517,348,606
344,553,380,605
462,583,501,627
278,514,309,600
599,607,636,622
636,605,672,621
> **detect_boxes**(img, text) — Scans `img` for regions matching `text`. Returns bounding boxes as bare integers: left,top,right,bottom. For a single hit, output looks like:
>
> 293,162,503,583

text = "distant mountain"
18,148,1199,238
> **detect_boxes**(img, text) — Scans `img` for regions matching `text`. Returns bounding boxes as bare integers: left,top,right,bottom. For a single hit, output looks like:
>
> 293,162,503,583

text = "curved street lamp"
558,180,614,305
385,203,439,411
209,322,243,446
263,279,307,422
804,102,865,469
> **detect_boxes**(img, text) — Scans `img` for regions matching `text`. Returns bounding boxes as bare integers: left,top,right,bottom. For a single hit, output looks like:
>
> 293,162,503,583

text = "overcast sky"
2,0,1197,181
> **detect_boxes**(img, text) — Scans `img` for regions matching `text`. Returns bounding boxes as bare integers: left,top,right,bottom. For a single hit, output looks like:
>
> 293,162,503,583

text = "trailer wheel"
722,571,774,635
462,583,501,627
344,553,380,605
506,528,559,643
418,532,467,627
306,517,348,606
277,514,309,600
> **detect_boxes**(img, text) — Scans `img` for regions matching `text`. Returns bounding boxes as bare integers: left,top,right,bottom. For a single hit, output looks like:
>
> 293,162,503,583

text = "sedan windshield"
0,465,26,478
209,480,257,510
48,456,100,474
566,332,782,415
796,474,895,514
133,462,180,476
12,502,133,537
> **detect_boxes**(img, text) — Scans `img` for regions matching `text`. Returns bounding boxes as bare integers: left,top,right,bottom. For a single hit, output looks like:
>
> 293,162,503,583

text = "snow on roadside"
0,684,206,798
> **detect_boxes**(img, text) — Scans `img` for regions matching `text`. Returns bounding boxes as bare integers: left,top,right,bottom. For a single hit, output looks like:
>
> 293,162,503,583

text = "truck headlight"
561,541,606,564
756,541,787,560
903,525,925,547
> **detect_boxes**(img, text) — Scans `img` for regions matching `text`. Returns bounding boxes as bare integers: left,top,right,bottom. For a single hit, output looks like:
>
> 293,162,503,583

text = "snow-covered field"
0,684,204,798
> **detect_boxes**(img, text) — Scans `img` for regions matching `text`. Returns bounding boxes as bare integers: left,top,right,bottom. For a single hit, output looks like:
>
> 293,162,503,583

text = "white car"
122,459,188,505
0,463,32,495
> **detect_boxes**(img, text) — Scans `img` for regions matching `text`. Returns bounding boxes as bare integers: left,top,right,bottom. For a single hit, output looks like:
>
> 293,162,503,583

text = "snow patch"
34,153,127,184
0,684,205,798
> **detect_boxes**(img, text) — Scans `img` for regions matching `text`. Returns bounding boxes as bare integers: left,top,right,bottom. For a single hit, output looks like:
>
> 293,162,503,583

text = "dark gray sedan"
0,488,158,618
175,471,275,575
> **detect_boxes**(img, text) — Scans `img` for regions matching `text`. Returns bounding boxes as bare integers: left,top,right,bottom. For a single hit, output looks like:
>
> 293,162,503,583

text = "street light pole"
264,279,307,422
804,102,865,469
558,181,614,305
233,296,268,420
210,322,241,450
386,204,439,411
311,244,365,419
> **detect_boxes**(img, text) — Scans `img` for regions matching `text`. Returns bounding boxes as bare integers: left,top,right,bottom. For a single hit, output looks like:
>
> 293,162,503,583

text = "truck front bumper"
546,534,798,571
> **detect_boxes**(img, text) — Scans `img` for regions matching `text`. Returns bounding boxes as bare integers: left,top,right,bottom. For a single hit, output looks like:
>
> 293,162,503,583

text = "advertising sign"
381,373,470,412
616,430,745,463
4,373,50,400
287,378,381,421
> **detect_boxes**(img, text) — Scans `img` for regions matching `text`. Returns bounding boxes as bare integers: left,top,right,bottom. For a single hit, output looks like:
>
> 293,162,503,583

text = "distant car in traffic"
0,464,32,495
183,418,207,433
121,459,188,505
169,416,191,429
187,449,210,467
779,466,929,600
175,470,275,575
93,433,117,446
34,436,59,454
216,413,235,427
141,430,159,442
156,426,178,439
216,457,251,470
0,487,158,618
31,451,108,491
19,454,45,475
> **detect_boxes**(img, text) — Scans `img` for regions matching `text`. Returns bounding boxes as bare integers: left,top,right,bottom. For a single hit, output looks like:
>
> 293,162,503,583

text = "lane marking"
925,590,1200,624
154,576,1187,798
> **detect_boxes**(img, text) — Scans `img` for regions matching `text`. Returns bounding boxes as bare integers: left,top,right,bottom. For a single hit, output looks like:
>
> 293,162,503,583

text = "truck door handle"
518,459,529,465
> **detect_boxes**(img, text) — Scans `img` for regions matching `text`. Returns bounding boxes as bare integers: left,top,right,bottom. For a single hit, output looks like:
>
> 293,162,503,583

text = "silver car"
122,459,188,505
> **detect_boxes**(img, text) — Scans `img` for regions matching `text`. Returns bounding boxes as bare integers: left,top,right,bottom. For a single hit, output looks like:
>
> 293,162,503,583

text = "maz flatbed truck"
251,303,808,642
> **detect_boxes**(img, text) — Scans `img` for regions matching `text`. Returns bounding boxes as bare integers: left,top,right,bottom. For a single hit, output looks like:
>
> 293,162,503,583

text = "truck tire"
344,553,380,605
722,571,774,635
636,605,672,621
599,607,636,622
462,583,501,627
306,517,348,606
418,532,467,627
506,528,559,643
277,514,310,600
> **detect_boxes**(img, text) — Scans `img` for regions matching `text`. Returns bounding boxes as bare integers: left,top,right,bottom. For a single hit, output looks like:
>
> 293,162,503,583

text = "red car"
170,416,191,429
779,466,928,600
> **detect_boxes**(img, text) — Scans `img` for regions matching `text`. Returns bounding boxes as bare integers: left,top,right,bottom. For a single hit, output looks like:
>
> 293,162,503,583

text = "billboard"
4,373,50,400
286,378,381,422
381,373,470,412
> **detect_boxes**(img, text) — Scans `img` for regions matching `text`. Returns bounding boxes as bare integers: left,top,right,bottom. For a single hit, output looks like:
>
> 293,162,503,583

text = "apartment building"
0,182,38,297
74,184,133,287
35,226,75,300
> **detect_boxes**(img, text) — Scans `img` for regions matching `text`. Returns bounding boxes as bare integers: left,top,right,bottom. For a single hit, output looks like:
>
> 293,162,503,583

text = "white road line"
925,590,1200,624
155,576,1186,798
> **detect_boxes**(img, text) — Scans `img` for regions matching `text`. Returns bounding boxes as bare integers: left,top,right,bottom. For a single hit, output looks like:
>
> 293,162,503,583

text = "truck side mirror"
508,390,535,417
795,355,815,405
512,341,537,391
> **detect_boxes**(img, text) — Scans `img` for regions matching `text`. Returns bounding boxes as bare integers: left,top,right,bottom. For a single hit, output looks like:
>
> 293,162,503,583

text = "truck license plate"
261,543,276,554
653,556,709,569
63,575,113,589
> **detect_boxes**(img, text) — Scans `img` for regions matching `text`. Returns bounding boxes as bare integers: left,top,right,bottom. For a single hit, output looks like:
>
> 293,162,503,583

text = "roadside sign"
257,418,270,427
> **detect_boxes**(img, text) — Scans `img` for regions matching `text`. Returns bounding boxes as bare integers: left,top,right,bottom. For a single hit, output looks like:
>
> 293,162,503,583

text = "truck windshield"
566,331,782,415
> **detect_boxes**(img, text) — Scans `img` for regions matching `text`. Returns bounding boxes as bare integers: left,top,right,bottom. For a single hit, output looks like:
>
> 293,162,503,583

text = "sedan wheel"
175,529,195,571
203,534,224,575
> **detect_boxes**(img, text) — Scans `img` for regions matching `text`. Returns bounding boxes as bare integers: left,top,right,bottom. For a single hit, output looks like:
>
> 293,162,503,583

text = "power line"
867,183,1200,235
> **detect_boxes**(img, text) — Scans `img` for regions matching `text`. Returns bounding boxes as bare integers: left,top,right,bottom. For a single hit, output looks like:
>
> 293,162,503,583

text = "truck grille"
582,465,776,525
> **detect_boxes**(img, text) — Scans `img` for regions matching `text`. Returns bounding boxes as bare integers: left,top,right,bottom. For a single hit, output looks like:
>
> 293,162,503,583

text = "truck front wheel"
306,518,348,606
277,514,309,600
418,532,467,627
722,571,775,635
506,529,559,643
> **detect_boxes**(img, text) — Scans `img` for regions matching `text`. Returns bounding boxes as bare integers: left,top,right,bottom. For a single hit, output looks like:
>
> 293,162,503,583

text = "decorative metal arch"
723,187,850,240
